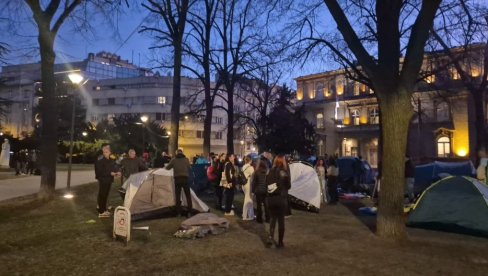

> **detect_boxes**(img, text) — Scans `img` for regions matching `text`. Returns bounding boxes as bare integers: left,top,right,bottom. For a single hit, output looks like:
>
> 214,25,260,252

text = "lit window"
315,82,323,99
157,96,166,104
425,74,435,84
296,83,303,100
369,108,379,124
336,78,344,95
351,109,360,125
316,113,324,129
437,136,450,158
449,67,460,80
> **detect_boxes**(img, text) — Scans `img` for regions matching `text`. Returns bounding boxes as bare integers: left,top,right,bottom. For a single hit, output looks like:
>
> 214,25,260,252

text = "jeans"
215,182,224,209
175,176,192,215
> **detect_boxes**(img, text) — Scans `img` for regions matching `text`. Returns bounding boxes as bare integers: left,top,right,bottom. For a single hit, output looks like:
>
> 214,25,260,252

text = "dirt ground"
1,183,488,276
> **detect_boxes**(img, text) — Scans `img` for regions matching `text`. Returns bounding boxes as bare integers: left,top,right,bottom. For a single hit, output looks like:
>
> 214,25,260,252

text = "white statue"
0,139,10,167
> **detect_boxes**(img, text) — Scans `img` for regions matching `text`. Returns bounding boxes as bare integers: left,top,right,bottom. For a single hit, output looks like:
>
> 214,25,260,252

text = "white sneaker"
224,210,235,216
98,211,111,218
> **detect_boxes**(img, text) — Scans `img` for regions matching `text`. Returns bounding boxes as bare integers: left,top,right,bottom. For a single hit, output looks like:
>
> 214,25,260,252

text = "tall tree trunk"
472,89,487,162
226,87,234,154
203,91,213,156
376,90,413,240
38,30,58,200
170,45,182,155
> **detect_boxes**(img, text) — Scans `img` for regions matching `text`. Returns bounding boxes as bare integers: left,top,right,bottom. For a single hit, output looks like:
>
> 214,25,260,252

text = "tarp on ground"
123,168,210,221
407,176,488,237
289,162,321,211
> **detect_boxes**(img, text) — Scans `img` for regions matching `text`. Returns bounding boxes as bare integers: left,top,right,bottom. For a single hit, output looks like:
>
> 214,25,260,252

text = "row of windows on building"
179,130,223,140
315,101,452,129
297,63,483,102
297,78,373,101
89,113,224,125
315,107,380,128
92,96,167,106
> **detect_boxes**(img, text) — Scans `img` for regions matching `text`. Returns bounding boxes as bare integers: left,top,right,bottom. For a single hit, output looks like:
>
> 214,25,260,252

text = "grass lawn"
1,183,488,275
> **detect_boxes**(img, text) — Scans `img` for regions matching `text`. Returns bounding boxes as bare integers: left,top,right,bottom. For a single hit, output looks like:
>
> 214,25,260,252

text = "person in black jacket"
266,154,291,248
223,153,237,216
94,144,120,218
165,149,192,217
252,159,269,223
215,153,226,210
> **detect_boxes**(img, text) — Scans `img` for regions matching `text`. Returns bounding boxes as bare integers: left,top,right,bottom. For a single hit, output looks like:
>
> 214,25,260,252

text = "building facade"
0,52,253,159
295,48,485,167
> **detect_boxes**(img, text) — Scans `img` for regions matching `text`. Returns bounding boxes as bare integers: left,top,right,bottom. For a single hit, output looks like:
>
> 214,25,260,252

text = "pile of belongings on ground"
174,213,229,239
339,192,369,200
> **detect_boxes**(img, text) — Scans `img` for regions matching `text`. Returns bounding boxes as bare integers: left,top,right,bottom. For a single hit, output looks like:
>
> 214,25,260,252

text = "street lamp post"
65,72,84,199
140,115,148,154
240,140,244,158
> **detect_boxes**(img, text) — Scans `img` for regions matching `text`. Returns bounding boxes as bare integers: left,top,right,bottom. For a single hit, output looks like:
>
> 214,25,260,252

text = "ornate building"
295,45,486,167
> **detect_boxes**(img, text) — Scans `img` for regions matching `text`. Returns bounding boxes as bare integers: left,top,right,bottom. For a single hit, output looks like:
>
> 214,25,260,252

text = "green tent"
407,176,488,237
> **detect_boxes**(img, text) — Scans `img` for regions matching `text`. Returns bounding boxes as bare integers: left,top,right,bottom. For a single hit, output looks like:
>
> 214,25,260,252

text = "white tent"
123,168,209,221
289,162,322,211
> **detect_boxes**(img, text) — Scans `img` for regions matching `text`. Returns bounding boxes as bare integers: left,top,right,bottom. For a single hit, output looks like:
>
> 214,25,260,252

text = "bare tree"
213,0,272,154
235,63,281,152
0,0,128,199
286,0,441,239
428,1,488,163
141,0,191,155
183,0,219,157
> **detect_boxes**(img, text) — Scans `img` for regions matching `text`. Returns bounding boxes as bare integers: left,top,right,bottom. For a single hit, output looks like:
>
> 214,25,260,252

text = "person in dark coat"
94,144,120,218
222,153,237,216
165,148,192,217
266,155,291,248
120,149,146,181
214,153,226,210
252,159,269,223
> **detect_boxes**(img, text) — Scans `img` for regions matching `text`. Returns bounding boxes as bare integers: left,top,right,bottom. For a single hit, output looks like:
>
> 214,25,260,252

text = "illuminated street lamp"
140,115,148,153
82,131,88,137
240,140,244,158
65,72,84,199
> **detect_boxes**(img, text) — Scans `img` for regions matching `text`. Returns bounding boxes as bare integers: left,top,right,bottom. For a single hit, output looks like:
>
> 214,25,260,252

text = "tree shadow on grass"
339,199,377,233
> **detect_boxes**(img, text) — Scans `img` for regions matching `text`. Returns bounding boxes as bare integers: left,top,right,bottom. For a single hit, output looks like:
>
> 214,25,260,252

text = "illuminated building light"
456,148,468,157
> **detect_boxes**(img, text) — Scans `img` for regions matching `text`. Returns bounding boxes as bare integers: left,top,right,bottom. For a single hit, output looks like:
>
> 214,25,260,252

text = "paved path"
0,170,96,202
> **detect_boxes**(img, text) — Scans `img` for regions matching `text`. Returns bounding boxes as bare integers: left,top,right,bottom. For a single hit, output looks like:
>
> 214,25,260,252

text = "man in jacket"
120,149,147,181
165,148,192,217
94,144,120,218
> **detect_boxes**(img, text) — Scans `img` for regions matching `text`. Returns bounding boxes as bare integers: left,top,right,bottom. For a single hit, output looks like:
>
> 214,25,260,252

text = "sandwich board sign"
113,206,131,244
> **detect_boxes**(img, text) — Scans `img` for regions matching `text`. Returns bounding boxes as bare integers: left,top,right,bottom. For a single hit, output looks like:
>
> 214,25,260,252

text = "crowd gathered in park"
92,142,382,248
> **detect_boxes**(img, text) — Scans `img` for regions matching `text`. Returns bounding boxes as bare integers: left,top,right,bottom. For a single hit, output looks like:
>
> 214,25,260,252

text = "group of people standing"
94,144,192,218
207,152,291,248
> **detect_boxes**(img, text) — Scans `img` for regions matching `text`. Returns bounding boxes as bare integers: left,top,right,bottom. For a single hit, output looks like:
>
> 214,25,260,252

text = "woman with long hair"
315,158,327,203
266,154,291,248
252,158,269,223
241,156,255,220
222,153,237,216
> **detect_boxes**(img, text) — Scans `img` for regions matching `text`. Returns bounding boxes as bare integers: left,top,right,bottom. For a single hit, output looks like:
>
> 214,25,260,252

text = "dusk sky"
1,2,333,89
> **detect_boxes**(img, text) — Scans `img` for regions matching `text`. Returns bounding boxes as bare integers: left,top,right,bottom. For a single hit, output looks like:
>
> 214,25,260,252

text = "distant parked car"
336,157,376,194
